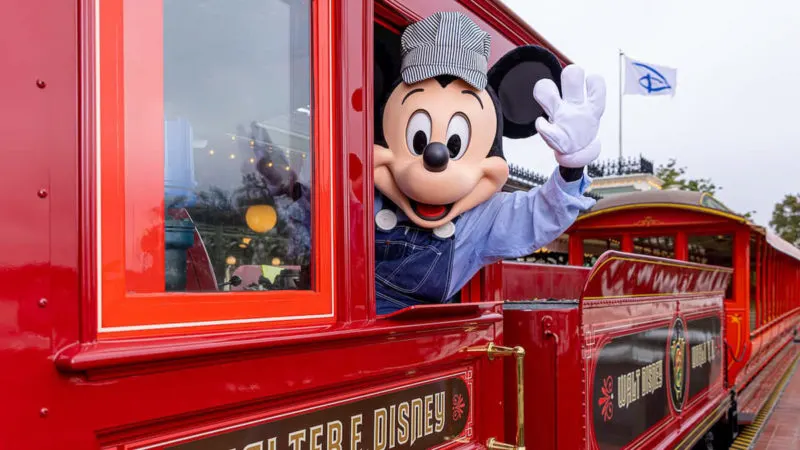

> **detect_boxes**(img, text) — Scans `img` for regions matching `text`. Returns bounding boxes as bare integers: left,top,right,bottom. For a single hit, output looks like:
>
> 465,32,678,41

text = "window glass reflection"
749,236,759,330
633,236,675,259
161,0,313,293
688,234,734,299
583,237,621,267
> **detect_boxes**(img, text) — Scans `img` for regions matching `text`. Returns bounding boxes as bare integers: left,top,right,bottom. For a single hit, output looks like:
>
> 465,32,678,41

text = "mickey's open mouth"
409,200,453,221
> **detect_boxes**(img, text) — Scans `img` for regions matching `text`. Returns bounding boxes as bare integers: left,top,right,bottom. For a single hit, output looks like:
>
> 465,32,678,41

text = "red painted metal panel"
566,193,800,445
501,261,591,301
341,0,374,323
580,253,731,449
580,251,731,301
570,207,733,233
502,304,582,450
500,252,734,450
0,0,520,448
10,0,800,448
380,0,572,67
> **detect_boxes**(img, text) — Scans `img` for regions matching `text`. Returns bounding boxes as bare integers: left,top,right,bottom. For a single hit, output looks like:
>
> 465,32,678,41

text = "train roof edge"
482,0,574,66
575,189,800,263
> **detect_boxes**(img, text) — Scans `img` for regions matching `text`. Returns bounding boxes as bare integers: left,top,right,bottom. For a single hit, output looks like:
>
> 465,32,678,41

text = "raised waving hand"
533,65,606,168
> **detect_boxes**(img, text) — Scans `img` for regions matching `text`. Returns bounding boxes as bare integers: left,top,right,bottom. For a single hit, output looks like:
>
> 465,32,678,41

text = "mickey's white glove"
533,65,606,168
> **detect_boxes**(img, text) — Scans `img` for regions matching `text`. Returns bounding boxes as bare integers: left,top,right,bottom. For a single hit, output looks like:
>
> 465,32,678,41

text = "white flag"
623,56,677,97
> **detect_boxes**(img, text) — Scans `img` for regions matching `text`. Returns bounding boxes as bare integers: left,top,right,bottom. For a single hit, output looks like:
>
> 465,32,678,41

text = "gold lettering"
389,405,397,449
424,395,434,436
626,373,632,407
617,361,669,409
397,402,409,445
691,339,718,369
645,365,652,396
411,398,424,445
267,438,276,450
374,408,388,450
328,421,343,450
288,430,306,450
351,414,363,450
310,425,323,450
244,442,263,450
657,360,663,388
434,392,445,433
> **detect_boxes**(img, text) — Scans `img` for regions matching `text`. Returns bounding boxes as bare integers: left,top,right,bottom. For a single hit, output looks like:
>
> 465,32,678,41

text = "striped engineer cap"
400,12,491,91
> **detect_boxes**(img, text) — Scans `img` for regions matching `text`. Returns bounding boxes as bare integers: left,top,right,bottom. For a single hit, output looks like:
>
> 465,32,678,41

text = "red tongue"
416,203,446,218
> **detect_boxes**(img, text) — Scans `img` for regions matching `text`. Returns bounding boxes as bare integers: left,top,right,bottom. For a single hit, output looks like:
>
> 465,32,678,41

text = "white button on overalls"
375,209,398,232
433,221,456,239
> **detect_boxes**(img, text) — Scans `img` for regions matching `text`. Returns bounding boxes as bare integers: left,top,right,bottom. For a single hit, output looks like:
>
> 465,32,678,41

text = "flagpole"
618,49,624,163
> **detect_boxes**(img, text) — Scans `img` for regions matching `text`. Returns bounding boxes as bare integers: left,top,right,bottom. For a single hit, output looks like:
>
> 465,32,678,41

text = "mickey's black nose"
422,142,449,172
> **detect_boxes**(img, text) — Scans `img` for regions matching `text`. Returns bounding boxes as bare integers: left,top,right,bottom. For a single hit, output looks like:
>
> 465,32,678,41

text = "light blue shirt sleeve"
446,167,595,296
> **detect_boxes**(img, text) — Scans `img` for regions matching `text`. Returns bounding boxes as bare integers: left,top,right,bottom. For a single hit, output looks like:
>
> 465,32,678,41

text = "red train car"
497,252,733,450
564,190,800,428
0,0,760,449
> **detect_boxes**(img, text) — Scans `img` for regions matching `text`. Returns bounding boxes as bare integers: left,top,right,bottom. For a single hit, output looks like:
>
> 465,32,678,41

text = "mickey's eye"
406,110,431,156
446,113,471,160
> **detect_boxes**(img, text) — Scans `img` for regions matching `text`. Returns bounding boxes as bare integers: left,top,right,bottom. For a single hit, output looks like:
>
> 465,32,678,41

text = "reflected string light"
238,236,253,249
225,133,309,157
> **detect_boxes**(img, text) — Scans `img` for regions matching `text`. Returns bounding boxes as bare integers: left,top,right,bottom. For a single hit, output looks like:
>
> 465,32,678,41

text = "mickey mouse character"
373,12,606,314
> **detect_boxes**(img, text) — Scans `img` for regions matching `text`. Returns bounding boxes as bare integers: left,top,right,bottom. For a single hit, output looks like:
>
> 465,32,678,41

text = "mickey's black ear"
487,45,563,139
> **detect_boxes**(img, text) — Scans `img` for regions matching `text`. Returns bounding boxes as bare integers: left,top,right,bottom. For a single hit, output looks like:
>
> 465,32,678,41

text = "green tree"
770,194,800,247
656,158,720,195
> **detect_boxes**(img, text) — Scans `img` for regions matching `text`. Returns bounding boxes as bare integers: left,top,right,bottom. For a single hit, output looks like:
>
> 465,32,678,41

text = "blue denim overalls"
374,203,457,315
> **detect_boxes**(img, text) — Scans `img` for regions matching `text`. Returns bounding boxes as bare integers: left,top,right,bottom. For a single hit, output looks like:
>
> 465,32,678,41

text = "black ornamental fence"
587,155,654,178
506,164,601,201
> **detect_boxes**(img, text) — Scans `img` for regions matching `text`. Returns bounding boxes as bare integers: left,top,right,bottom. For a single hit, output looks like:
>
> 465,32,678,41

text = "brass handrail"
466,342,526,450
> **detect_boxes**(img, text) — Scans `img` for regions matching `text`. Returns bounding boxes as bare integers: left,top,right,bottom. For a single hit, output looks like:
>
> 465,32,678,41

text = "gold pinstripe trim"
576,202,748,224
583,290,727,301
729,352,800,449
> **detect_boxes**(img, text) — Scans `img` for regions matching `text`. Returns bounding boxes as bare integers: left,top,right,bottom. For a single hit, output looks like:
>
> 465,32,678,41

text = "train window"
688,234,734,299
94,0,335,336
582,237,621,266
633,235,675,259
749,235,760,331
515,235,570,265
162,0,314,292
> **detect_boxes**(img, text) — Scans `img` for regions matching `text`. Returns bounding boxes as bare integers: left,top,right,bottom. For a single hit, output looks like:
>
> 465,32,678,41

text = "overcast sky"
500,0,800,227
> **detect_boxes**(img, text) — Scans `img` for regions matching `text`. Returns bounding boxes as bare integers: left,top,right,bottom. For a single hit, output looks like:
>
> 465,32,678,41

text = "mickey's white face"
373,77,509,229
